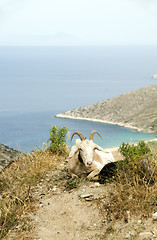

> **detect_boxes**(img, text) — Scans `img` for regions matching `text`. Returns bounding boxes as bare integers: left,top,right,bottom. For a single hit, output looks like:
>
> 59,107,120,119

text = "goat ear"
94,144,104,152
69,145,79,158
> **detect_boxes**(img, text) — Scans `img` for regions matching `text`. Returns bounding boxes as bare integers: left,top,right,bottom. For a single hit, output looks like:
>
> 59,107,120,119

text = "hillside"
0,144,20,171
57,85,157,133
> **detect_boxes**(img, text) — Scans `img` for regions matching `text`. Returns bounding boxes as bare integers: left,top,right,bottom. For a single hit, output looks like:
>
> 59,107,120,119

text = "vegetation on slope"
0,126,157,239
0,126,68,239
99,141,157,222
59,84,157,133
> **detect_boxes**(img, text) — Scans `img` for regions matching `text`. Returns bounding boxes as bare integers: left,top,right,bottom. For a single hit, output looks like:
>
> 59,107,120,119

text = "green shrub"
47,125,68,154
101,141,157,221
118,140,153,185
119,140,151,163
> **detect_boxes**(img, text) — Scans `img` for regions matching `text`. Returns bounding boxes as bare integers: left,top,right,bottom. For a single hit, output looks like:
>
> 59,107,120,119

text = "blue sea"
0,46,156,152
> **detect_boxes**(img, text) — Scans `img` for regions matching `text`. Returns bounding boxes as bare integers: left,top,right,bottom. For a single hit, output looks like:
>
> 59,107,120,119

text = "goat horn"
89,130,103,140
70,131,85,142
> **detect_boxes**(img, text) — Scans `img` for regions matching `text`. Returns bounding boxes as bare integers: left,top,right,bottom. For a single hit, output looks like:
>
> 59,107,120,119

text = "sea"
0,46,157,152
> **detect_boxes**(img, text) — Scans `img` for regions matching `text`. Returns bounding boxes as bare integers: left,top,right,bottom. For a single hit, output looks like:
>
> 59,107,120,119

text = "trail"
5,149,157,240
32,182,107,240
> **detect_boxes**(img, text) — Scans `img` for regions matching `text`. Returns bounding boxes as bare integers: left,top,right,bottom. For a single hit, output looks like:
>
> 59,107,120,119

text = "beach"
56,113,149,133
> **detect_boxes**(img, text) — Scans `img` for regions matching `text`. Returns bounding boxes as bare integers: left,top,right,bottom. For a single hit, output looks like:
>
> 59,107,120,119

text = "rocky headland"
0,144,21,171
56,84,157,133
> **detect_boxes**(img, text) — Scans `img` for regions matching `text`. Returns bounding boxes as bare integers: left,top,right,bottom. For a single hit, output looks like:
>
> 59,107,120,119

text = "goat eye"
79,148,83,151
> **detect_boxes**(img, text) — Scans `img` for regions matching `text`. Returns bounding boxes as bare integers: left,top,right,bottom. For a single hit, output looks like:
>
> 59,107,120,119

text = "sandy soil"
31,182,109,240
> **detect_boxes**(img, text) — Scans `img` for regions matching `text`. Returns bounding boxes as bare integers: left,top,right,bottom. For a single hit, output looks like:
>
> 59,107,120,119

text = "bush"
119,140,151,163
101,141,157,221
118,140,153,183
47,125,68,154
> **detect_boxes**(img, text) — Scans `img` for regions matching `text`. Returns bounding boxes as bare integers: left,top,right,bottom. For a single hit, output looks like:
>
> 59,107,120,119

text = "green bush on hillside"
101,141,157,221
47,125,68,154
119,140,151,163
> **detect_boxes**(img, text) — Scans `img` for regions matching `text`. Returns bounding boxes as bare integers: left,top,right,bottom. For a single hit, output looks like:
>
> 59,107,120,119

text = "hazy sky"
0,0,157,45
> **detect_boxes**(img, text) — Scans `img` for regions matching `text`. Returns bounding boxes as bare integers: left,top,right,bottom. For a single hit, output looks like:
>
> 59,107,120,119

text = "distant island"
56,84,157,133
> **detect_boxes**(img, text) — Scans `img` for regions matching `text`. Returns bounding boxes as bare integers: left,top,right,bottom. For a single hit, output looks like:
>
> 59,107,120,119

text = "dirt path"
30,179,157,240
5,149,157,240
30,149,121,240
32,182,107,240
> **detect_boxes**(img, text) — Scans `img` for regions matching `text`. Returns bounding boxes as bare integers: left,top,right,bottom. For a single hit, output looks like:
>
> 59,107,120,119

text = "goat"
68,130,116,180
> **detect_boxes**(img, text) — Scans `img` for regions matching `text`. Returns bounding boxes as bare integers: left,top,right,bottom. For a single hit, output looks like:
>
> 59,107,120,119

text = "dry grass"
0,148,69,239
99,151,157,222
0,140,157,238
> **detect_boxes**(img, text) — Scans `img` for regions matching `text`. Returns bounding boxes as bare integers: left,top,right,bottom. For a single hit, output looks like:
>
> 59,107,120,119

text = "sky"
0,0,157,46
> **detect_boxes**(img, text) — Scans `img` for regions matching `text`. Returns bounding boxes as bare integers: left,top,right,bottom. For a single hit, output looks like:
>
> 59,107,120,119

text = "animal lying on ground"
68,130,116,180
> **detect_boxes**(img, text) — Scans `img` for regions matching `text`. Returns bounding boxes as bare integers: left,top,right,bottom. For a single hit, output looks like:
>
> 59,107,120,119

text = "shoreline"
56,113,157,152
55,113,154,134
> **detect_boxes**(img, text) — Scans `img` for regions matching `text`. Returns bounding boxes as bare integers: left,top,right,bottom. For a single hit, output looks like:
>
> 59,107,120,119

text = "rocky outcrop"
0,144,21,171
57,85,157,133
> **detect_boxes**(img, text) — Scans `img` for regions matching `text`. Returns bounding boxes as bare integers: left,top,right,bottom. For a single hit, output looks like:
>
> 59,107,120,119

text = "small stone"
90,182,100,188
137,220,142,224
85,197,93,201
52,186,57,192
152,212,157,220
139,232,153,238
125,232,134,239
125,234,130,239
79,193,93,198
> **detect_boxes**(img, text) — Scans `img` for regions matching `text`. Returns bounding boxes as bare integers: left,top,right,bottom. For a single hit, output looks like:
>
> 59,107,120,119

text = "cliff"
0,144,21,171
57,85,157,133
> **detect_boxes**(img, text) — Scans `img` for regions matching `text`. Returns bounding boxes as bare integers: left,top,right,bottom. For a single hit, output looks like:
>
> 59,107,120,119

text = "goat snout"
87,161,92,166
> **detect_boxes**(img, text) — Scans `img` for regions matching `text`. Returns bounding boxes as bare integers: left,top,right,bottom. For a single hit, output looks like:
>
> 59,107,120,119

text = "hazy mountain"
0,33,86,46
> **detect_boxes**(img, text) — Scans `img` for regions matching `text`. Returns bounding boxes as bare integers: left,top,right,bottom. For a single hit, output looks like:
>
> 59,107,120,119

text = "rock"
79,193,93,199
137,220,142,224
0,144,21,170
52,186,57,192
139,232,154,239
125,232,134,239
152,212,157,221
152,74,157,79
90,182,100,188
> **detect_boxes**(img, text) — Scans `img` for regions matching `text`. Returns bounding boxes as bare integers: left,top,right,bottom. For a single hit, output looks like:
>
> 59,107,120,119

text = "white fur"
95,149,115,166
68,138,116,180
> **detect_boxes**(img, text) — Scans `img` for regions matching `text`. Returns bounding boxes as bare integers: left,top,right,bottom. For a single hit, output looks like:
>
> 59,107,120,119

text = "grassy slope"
0,149,68,239
0,142,157,239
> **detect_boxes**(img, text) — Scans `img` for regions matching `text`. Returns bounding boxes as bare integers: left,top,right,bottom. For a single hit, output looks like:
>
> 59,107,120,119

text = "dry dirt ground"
5,150,157,240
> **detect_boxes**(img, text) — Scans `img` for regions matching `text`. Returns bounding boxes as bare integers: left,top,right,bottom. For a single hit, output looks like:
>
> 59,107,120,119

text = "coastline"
55,113,152,133
56,85,157,135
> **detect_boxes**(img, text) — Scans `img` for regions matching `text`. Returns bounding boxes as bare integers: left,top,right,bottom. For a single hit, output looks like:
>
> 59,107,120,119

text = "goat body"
68,131,115,180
